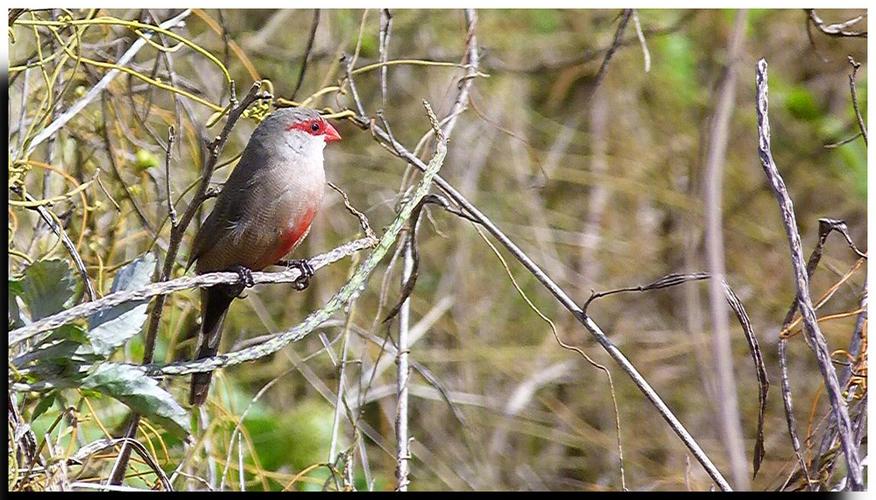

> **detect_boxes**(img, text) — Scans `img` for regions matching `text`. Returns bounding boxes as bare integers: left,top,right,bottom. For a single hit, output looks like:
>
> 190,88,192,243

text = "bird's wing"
186,143,280,272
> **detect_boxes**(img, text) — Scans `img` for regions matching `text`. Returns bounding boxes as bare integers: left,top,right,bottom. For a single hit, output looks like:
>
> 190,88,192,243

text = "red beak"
324,122,342,143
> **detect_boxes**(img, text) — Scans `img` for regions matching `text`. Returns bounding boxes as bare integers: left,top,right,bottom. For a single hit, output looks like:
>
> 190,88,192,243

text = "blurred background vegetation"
7,8,867,491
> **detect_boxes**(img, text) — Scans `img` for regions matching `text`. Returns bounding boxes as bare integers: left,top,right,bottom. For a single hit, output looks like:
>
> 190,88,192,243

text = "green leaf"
134,149,159,171
785,85,821,122
82,364,190,437
87,254,156,356
531,9,560,33
13,325,92,366
31,393,56,421
21,259,76,321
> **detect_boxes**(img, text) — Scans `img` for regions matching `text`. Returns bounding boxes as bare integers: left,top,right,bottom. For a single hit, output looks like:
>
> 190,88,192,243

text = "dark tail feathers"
189,285,234,406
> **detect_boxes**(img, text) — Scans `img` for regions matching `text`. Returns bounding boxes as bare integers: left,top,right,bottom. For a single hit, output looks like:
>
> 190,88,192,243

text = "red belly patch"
268,206,317,265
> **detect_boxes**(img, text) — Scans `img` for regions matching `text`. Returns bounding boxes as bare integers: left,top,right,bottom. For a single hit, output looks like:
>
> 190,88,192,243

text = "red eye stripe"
287,119,324,135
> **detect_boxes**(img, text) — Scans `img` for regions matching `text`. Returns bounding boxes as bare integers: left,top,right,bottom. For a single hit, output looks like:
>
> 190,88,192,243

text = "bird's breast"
248,171,324,269
269,204,318,264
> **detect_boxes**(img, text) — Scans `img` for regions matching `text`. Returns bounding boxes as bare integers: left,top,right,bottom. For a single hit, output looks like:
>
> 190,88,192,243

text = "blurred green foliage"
8,8,866,492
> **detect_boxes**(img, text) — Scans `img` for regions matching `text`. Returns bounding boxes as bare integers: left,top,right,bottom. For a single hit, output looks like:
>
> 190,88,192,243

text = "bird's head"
273,107,341,143
253,107,341,161
286,110,342,143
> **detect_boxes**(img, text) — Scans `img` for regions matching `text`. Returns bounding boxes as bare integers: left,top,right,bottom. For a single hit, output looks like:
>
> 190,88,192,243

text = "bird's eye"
310,121,321,133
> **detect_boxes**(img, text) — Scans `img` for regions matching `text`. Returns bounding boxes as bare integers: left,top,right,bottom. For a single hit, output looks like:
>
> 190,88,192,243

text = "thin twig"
631,10,651,73
394,238,413,491
440,9,479,139
290,9,320,101
702,9,749,486
328,181,376,241
378,9,392,110
847,56,867,145
342,53,367,118
164,125,178,226
824,132,863,149
589,10,632,101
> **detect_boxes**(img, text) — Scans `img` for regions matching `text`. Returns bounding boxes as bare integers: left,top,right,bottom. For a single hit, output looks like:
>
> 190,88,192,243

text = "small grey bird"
186,108,341,406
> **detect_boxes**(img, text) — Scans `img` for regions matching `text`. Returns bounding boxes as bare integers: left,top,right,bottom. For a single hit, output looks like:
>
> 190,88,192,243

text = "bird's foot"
228,265,255,298
277,259,314,291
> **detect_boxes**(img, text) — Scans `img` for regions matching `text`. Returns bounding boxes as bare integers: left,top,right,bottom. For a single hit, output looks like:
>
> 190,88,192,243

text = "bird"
185,107,341,406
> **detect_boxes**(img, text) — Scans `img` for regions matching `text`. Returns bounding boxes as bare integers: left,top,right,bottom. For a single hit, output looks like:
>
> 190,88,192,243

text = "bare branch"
702,10,749,486
165,125,178,226
778,217,866,488
440,9,479,139
290,9,320,101
755,58,863,490
378,9,392,110
16,190,97,303
349,81,733,494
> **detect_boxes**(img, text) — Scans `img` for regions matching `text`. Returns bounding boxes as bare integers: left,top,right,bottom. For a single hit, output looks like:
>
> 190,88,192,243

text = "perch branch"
8,237,376,346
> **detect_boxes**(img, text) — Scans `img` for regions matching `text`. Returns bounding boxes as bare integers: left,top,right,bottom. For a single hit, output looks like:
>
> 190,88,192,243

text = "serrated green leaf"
87,254,156,356
82,364,189,437
21,259,76,321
